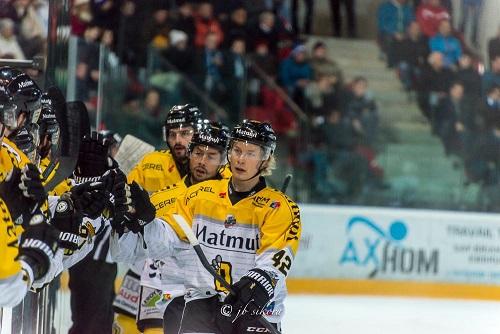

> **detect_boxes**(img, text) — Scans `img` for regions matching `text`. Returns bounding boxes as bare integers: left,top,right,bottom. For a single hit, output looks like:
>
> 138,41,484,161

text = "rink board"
288,204,500,300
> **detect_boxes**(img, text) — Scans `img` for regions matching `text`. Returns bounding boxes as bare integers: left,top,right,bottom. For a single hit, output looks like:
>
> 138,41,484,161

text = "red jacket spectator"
416,1,450,37
193,2,224,48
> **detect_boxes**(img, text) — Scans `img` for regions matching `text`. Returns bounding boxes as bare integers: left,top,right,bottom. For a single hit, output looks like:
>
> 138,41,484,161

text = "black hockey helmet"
162,103,204,142
229,119,277,157
0,67,42,123
188,121,229,154
0,88,18,132
99,129,122,147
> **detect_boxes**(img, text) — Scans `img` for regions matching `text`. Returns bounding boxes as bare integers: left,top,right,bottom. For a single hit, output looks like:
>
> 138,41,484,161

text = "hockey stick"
172,214,281,334
280,174,293,194
41,88,87,191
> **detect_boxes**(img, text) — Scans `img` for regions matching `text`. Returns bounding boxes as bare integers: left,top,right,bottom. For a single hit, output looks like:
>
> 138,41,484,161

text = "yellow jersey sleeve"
256,192,301,277
0,198,22,280
127,150,182,193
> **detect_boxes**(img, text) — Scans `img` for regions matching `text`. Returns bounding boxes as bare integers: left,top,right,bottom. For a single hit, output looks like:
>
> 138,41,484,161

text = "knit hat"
169,29,188,45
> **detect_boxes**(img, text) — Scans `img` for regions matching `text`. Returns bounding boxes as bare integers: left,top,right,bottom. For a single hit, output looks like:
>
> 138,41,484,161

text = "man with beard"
135,122,230,334
113,104,203,333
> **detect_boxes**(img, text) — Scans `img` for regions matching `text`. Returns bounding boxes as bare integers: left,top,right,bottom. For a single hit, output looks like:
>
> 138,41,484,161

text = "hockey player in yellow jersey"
0,79,59,307
130,122,230,334
113,104,203,334
127,104,203,192
111,120,301,334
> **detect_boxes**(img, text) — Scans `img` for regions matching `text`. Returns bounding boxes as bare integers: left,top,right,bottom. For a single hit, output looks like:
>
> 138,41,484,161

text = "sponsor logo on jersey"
185,185,216,203
168,164,175,173
252,196,270,208
155,197,176,209
270,201,280,209
143,290,162,307
196,224,260,252
224,214,236,228
143,163,163,171
286,203,300,241
218,192,226,198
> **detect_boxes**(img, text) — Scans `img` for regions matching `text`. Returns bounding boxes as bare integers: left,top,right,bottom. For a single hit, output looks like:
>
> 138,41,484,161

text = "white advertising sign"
291,205,500,284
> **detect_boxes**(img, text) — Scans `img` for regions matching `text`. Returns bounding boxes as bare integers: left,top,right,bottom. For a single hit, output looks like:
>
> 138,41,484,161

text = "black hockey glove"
70,180,109,219
0,164,47,226
113,180,155,234
73,131,113,183
51,194,83,250
16,214,60,281
218,269,275,331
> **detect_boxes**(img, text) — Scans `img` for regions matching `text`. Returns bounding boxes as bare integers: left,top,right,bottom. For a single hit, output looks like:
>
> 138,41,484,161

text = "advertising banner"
291,205,500,285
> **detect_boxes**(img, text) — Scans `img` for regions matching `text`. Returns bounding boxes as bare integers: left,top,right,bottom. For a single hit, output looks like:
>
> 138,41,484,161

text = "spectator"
395,21,429,92
75,24,101,103
434,82,466,154
416,0,450,37
247,42,277,105
304,72,343,121
161,29,193,74
13,0,46,57
194,31,225,103
488,26,500,67
291,0,314,35
309,41,343,83
377,0,415,68
143,88,163,118
143,6,171,50
345,76,379,144
456,53,481,98
429,20,462,69
418,51,455,118
0,0,17,21
71,0,93,37
90,0,120,30
171,1,196,42
482,55,500,96
222,38,247,124
250,11,280,54
459,0,483,47
279,44,313,105
0,18,25,59
329,0,357,37
193,1,224,49
222,6,249,48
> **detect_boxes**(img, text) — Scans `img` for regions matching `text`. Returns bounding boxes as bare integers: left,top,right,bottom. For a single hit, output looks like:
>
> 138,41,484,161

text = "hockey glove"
70,181,109,219
113,180,155,234
0,164,47,226
73,131,113,183
51,194,83,250
218,269,275,330
17,214,60,281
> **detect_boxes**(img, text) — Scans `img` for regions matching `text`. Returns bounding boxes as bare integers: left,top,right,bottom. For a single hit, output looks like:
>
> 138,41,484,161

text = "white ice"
282,295,500,334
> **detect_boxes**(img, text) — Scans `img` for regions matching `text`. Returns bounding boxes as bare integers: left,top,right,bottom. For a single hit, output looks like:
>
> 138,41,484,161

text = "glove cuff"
242,268,275,300
19,259,35,285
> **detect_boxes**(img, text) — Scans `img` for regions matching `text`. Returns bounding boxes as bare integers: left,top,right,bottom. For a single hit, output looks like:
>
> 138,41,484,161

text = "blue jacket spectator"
482,55,500,96
377,0,414,36
429,20,462,68
279,44,313,94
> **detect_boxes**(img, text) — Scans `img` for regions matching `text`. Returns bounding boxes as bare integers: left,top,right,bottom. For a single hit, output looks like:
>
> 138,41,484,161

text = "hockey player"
0,87,60,307
113,103,203,333
127,103,203,192
131,122,230,334
111,120,301,333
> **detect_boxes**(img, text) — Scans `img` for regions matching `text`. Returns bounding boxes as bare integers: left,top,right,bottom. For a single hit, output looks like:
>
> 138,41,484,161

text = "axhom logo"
339,216,439,278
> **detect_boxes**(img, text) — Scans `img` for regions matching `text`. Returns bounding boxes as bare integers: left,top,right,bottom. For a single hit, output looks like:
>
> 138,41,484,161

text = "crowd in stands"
378,0,500,209
0,0,48,60
63,0,382,203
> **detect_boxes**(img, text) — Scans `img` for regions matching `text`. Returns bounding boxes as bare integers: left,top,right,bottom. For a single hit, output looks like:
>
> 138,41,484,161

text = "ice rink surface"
282,295,500,334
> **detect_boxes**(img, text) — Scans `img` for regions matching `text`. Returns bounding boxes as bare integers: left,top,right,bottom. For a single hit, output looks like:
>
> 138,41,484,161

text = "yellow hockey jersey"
127,150,184,193
158,178,301,322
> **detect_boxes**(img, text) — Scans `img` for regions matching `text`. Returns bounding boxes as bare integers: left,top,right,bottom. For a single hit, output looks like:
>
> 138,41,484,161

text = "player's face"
167,125,194,160
189,145,222,183
228,141,266,180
